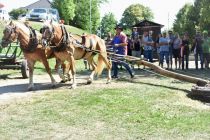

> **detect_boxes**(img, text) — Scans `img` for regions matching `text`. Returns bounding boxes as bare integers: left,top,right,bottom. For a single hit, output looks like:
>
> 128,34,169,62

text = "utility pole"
168,12,170,31
89,0,92,34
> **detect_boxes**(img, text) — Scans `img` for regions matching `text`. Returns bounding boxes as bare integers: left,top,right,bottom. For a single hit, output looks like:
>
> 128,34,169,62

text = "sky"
0,0,194,30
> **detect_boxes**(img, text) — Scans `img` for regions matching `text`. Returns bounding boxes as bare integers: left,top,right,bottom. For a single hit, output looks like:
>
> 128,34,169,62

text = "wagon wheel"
21,60,29,79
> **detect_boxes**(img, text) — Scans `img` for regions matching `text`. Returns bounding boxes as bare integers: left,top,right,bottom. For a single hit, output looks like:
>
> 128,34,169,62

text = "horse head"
1,21,18,48
41,21,64,47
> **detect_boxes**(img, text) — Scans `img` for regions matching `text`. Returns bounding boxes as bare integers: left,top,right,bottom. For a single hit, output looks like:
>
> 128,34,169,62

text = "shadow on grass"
117,78,210,105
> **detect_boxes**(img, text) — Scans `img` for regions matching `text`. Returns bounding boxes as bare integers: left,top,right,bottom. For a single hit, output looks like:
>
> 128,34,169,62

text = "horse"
41,21,112,84
1,21,56,90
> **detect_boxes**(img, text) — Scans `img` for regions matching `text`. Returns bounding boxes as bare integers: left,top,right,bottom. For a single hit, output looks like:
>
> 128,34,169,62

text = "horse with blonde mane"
41,21,112,84
1,21,56,90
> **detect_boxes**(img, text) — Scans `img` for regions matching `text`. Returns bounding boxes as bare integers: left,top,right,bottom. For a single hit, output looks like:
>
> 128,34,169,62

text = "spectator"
132,36,141,58
131,27,139,40
168,30,175,69
111,25,134,79
127,34,132,56
202,30,210,69
159,32,170,69
181,33,190,70
142,31,154,62
191,31,204,69
155,33,162,66
173,33,182,69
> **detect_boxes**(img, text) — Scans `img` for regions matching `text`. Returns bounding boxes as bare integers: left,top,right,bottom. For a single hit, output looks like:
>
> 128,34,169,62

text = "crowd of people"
106,25,210,78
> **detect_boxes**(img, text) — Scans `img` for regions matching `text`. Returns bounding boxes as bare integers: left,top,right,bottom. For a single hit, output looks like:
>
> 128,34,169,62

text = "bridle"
1,26,18,46
41,24,65,47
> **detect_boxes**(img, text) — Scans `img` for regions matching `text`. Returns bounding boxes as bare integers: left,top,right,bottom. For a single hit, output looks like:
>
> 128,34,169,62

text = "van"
49,8,60,22
0,9,10,20
26,8,53,21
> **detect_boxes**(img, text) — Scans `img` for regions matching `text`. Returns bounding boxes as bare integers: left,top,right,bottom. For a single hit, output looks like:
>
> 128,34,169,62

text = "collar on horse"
51,25,70,52
20,26,39,52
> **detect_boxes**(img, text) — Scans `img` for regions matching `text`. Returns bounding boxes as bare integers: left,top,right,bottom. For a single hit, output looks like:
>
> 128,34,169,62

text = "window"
33,9,47,13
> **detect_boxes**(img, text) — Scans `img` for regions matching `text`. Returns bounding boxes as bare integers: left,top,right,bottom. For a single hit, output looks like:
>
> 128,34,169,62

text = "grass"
0,75,210,139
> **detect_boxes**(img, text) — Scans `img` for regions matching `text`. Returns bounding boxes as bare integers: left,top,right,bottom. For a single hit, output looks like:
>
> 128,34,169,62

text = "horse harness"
21,26,39,52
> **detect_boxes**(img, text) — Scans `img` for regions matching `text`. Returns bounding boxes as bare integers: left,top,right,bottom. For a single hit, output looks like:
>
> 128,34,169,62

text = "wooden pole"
123,56,209,87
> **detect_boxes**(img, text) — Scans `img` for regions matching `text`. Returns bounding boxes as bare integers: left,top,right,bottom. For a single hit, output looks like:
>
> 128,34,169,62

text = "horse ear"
50,19,53,25
9,20,13,26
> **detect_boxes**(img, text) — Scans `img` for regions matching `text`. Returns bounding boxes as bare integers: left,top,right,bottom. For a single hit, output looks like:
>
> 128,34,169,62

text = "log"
191,86,210,96
123,55,209,87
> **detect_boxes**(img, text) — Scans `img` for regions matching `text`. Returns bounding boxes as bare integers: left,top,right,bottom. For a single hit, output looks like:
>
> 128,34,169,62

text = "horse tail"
95,38,111,76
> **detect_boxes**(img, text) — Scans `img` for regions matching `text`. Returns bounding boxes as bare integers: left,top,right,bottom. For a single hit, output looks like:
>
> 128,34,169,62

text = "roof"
133,19,164,28
22,0,52,10
0,3,4,8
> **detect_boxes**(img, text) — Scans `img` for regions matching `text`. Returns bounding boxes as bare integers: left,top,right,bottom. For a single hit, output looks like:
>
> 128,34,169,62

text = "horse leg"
68,56,76,89
100,54,112,84
86,56,96,84
42,58,56,87
27,60,35,91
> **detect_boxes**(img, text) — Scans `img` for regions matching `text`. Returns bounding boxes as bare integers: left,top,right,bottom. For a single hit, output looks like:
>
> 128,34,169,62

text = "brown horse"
1,21,56,90
41,22,112,84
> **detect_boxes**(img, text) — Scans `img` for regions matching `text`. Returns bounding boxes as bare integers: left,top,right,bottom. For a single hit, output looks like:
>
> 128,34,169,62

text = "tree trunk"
124,55,209,87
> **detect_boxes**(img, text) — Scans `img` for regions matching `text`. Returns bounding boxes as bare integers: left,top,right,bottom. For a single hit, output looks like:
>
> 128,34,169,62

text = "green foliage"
173,3,195,39
52,0,75,24
101,12,117,38
173,0,210,38
9,9,27,20
71,0,100,33
120,4,154,28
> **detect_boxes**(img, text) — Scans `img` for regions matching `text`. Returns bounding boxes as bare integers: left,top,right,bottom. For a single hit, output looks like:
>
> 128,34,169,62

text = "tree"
120,4,154,28
9,9,27,20
52,0,75,24
71,0,100,33
199,0,210,31
100,12,117,38
173,3,195,38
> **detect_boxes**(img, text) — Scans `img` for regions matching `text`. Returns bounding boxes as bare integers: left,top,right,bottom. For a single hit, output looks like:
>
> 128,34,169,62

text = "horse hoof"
28,86,34,91
60,80,66,83
87,80,92,85
70,84,77,89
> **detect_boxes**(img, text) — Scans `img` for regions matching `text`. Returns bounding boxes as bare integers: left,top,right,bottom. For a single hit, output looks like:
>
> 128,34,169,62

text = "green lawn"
0,74,210,139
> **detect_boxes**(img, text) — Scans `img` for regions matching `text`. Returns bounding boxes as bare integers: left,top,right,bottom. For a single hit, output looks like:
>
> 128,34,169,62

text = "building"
0,3,4,9
132,19,164,40
22,0,52,11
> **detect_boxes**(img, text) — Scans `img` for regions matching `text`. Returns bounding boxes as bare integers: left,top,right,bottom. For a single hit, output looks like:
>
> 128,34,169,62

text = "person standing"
168,30,175,69
132,36,141,58
142,31,154,62
131,27,139,40
181,33,190,70
202,30,210,69
155,33,162,66
127,34,133,56
159,32,170,69
191,31,204,69
111,25,134,78
172,33,182,69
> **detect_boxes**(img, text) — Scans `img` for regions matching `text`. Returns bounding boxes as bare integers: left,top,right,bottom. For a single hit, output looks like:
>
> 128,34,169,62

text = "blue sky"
1,0,194,29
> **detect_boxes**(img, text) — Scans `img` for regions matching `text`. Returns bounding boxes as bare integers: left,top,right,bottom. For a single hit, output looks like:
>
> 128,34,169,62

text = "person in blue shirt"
159,32,170,69
111,25,134,79
142,31,154,62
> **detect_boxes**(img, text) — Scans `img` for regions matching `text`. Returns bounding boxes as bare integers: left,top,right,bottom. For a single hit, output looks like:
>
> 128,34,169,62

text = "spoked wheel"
21,60,29,79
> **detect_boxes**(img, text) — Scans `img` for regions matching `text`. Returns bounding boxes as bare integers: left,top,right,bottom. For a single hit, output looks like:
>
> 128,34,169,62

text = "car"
0,9,10,21
26,8,53,21
18,14,26,21
49,8,60,22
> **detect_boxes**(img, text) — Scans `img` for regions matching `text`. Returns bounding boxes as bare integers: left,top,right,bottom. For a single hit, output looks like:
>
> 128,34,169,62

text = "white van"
0,9,10,20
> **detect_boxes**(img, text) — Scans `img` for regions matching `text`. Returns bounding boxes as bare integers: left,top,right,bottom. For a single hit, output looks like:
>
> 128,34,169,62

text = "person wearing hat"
191,31,204,69
202,30,210,69
111,25,134,79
